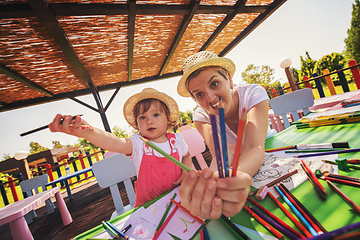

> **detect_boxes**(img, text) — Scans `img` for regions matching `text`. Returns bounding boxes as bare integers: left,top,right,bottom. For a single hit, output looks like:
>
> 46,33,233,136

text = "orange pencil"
243,205,284,240
170,199,206,225
232,107,246,177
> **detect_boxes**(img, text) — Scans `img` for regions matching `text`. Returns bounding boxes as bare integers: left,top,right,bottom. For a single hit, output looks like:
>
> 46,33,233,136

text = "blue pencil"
210,114,224,178
202,226,211,240
274,185,318,236
218,98,229,177
106,221,129,239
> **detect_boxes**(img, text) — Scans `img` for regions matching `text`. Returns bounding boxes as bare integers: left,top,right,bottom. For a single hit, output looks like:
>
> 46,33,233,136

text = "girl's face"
188,67,233,114
136,102,169,143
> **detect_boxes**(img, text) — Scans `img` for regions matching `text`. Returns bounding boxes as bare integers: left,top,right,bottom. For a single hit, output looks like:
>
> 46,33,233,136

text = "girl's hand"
48,114,92,137
179,168,222,220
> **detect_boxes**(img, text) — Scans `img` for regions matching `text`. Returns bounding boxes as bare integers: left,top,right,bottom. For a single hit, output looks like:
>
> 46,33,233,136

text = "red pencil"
278,184,324,235
326,179,360,214
301,160,327,196
243,205,284,240
322,176,360,188
268,192,312,238
152,205,179,240
247,197,305,239
170,199,206,225
232,107,246,177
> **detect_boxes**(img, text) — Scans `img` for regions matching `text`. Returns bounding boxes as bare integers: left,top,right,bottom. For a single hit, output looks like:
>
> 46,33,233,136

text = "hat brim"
123,89,179,130
177,57,236,97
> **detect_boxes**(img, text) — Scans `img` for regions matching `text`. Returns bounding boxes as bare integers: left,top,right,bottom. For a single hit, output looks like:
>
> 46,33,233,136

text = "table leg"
55,191,73,226
9,216,33,240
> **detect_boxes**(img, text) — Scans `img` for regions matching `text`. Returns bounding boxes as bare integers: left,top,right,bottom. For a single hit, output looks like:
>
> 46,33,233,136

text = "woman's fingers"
178,170,200,208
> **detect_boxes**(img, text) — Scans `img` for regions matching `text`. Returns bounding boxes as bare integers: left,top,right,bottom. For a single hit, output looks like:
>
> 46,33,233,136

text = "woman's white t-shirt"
193,84,277,158
127,133,189,176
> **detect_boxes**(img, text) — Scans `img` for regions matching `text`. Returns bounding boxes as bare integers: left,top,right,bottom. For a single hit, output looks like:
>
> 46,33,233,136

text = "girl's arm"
49,114,133,155
173,152,192,185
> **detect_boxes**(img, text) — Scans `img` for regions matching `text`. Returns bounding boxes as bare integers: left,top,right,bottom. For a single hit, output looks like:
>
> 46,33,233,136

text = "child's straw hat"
177,51,236,97
123,88,179,129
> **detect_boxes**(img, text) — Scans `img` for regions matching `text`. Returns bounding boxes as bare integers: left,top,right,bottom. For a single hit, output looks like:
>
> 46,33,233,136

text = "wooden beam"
0,63,53,97
128,0,136,82
159,0,200,76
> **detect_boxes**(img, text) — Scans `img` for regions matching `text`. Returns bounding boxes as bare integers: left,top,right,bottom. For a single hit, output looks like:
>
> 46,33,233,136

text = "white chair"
178,125,208,170
20,174,55,224
269,88,314,130
92,153,136,219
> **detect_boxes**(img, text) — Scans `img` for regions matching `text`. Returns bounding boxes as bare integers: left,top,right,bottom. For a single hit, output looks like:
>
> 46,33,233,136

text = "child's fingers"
49,114,65,132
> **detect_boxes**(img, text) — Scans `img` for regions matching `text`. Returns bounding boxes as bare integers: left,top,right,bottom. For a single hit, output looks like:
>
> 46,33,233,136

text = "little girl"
49,88,192,206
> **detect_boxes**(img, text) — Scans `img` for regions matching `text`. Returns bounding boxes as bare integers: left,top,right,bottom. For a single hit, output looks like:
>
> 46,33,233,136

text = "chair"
92,153,136,219
178,125,208,170
269,88,314,130
20,174,55,224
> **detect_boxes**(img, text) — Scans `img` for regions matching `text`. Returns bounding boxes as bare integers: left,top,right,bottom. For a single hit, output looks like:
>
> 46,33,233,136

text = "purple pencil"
210,113,224,178
294,148,360,158
306,221,360,240
249,206,299,240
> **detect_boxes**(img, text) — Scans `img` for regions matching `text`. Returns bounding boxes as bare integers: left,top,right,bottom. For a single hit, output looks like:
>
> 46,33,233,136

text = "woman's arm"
49,114,133,155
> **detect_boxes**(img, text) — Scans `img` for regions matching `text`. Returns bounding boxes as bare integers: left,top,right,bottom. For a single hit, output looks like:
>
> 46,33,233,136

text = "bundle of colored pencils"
340,99,360,108
292,110,360,129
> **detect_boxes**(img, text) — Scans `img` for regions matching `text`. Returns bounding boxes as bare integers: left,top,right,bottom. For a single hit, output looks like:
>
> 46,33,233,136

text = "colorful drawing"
179,217,196,233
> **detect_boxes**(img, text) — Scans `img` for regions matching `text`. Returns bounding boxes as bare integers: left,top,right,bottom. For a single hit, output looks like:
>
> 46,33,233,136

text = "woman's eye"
210,81,218,88
196,92,203,99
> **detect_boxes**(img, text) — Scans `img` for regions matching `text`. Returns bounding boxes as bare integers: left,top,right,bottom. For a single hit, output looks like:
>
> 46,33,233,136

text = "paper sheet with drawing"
252,152,338,197
94,186,202,240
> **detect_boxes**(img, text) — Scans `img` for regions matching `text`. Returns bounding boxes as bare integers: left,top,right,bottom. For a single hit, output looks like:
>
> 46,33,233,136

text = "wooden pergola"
0,0,286,132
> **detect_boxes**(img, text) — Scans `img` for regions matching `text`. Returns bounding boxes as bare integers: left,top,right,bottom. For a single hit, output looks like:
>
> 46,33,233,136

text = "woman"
177,51,276,219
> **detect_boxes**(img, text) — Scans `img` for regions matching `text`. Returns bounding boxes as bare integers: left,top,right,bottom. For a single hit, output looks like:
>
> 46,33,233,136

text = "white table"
0,186,72,240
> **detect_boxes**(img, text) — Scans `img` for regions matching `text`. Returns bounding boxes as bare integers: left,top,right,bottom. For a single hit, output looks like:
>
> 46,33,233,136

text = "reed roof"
0,0,285,113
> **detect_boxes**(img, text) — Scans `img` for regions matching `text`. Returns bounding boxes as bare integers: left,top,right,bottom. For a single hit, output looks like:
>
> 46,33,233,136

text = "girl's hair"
186,66,229,100
133,99,177,130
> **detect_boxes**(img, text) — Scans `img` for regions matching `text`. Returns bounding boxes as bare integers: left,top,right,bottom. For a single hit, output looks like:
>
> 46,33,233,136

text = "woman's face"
187,67,233,114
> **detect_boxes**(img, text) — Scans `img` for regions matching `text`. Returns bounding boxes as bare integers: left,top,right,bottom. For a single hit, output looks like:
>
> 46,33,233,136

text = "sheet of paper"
252,152,338,197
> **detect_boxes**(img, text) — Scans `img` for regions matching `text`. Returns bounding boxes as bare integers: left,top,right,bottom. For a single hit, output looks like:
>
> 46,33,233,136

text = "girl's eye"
138,116,145,120
154,113,160,117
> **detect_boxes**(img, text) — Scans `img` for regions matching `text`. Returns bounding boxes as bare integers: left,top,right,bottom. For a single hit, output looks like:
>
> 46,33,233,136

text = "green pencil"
322,160,360,170
102,221,119,239
285,148,345,153
140,136,192,172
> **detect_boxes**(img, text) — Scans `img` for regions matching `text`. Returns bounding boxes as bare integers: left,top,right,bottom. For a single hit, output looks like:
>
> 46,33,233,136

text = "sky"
0,0,356,159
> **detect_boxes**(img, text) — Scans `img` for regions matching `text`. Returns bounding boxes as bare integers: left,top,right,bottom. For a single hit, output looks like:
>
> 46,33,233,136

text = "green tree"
52,140,65,149
314,52,348,84
241,64,275,86
29,141,49,154
299,51,317,81
345,0,360,63
179,110,193,125
1,153,11,161
112,125,129,138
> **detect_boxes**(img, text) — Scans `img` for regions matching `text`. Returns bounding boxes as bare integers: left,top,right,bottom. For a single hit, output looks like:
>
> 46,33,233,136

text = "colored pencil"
300,161,327,200
334,230,360,240
106,221,129,240
268,192,312,238
321,176,360,188
294,148,360,158
102,221,119,239
170,199,206,225
322,172,360,183
322,159,360,170
326,179,360,214
249,169,298,196
199,229,205,240
202,226,211,240
249,206,300,240
20,114,83,137
243,205,284,240
121,224,131,233
140,136,192,172
305,221,360,240
219,214,251,240
265,145,296,153
209,113,224,178
247,197,305,239
232,107,246,177
218,98,229,177
152,205,179,240
280,183,327,233
285,148,345,153
274,185,318,236
347,159,360,164
155,193,177,235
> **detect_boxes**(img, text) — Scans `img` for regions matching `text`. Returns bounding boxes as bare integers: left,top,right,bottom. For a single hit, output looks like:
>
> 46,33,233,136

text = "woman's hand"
178,168,252,219
48,114,92,137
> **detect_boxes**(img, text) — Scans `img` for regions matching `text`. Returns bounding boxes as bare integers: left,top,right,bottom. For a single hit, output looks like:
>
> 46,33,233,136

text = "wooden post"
349,60,360,89
284,67,299,91
18,159,31,181
322,69,336,95
313,73,325,98
302,76,312,89
336,65,349,93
